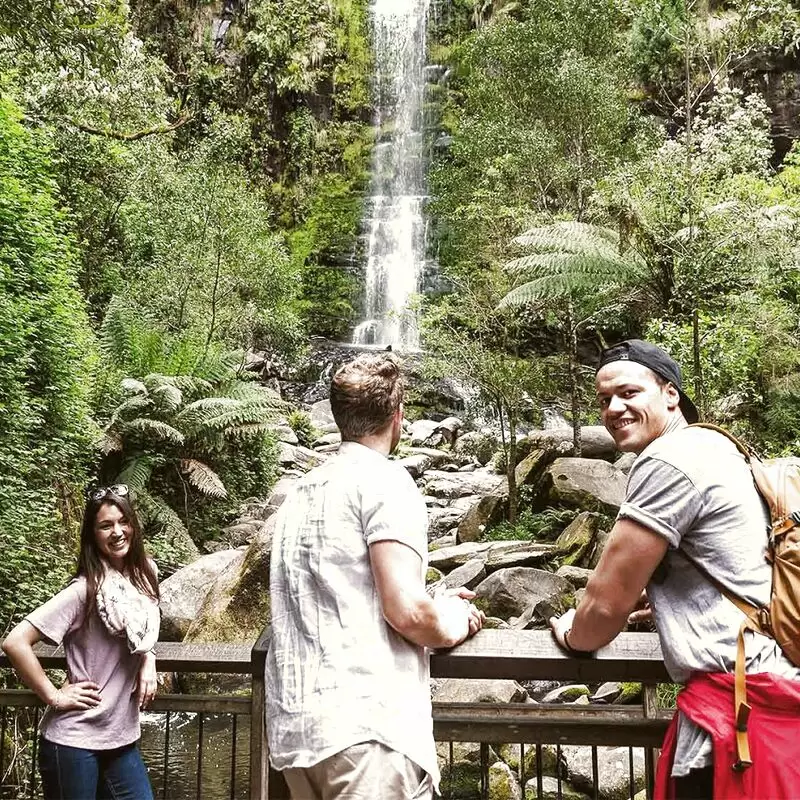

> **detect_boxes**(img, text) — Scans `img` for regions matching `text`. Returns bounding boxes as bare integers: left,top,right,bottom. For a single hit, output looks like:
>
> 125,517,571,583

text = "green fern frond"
135,489,187,540
124,418,186,444
180,459,228,499
99,432,123,455
505,251,641,279
115,456,156,492
109,395,152,424
143,377,183,412
225,422,280,439
512,222,619,252
121,378,147,396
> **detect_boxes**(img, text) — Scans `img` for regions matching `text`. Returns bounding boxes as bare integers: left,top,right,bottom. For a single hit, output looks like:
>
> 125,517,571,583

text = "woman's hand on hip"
137,652,157,710
52,681,102,711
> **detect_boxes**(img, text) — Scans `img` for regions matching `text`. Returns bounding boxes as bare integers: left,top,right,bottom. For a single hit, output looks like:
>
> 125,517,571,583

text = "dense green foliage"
0,97,95,626
0,0,374,625
4,0,800,628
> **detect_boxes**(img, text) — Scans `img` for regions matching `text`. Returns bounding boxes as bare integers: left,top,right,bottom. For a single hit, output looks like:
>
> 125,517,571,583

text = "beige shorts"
282,741,434,800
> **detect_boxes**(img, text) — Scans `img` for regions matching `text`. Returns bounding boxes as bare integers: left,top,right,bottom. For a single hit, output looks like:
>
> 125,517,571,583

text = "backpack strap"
682,423,768,770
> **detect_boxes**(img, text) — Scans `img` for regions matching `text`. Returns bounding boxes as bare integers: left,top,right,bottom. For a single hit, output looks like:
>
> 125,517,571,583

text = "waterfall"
353,0,431,349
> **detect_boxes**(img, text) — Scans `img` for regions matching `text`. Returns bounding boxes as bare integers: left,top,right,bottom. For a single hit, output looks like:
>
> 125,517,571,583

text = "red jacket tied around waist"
656,672,800,799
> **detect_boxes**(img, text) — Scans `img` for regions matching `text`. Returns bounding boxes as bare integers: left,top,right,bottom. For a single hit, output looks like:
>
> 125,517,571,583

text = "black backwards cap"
597,339,699,424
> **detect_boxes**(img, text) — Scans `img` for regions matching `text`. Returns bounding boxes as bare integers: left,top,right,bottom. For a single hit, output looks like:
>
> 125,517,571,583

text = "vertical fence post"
642,684,660,800
250,625,290,800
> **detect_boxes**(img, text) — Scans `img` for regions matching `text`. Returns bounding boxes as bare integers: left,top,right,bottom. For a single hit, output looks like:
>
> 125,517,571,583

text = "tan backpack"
685,423,800,770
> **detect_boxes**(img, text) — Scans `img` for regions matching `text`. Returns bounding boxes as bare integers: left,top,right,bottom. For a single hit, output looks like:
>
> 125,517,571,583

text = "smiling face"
94,501,132,571
596,361,682,454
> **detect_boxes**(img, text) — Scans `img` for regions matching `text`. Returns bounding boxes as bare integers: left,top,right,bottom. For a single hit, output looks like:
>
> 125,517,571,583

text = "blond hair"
330,354,403,440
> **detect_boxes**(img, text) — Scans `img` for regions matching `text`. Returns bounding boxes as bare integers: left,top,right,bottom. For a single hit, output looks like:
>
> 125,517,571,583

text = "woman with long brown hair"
2,485,160,799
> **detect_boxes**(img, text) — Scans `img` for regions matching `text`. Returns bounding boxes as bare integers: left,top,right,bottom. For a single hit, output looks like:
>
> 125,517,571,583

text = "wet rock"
435,416,463,446
309,399,337,432
474,568,572,620
546,459,627,515
269,424,298,445
312,431,341,448
613,452,637,475
278,442,325,471
587,528,612,569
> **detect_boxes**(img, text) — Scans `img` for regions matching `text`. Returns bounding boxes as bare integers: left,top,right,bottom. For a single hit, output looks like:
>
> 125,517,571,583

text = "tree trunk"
507,411,518,525
566,301,582,456
692,308,703,419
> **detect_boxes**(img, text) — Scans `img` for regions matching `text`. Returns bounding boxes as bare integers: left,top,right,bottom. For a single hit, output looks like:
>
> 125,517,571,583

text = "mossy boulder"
489,761,523,800
555,513,601,567
545,459,627,516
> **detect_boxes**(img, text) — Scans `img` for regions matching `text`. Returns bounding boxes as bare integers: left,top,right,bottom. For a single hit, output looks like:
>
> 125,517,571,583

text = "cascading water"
352,0,431,349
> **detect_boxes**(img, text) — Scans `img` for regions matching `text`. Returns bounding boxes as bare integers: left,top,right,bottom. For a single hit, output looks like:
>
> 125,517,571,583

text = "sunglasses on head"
88,484,130,502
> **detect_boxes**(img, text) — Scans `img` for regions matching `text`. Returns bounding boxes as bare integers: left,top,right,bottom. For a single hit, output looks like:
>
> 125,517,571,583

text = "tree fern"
123,418,186,444
115,456,156,493
180,459,228,499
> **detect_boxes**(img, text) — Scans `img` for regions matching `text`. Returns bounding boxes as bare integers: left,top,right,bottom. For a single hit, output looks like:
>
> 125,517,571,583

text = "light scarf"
96,567,160,654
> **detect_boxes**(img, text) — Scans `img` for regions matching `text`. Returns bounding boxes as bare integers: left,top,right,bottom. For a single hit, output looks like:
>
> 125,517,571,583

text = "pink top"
26,577,146,749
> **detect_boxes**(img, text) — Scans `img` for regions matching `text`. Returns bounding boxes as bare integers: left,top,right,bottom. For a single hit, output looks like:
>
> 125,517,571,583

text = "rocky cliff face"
733,51,800,160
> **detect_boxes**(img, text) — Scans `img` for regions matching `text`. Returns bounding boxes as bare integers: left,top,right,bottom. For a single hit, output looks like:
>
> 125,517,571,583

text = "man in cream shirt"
266,354,484,799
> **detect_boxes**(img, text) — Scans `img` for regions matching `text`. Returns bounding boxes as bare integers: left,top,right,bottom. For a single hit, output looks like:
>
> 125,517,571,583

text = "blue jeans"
38,737,154,800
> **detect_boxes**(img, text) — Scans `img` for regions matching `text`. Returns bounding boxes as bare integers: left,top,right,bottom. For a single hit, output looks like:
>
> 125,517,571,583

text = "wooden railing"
1,629,673,800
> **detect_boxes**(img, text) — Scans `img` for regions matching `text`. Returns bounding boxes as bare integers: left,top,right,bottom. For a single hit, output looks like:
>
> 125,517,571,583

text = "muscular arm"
370,540,483,648
559,518,668,652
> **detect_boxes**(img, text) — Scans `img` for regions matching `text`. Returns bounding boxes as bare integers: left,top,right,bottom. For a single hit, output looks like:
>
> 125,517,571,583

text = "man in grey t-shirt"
549,339,799,798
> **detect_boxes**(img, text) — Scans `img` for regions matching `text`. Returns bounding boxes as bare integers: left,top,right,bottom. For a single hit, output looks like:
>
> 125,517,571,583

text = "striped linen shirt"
265,441,439,788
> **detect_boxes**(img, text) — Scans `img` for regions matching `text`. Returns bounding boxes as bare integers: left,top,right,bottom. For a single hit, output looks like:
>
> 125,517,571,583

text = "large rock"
555,565,593,589
409,419,440,446
555,512,601,567
457,491,506,543
278,443,325,471
489,761,523,800
428,541,555,572
435,678,527,704
453,431,499,465
159,549,245,641
443,557,487,591
528,426,616,460
546,459,627,515
435,416,463,446
309,399,337,432
474,568,572,620
587,528,612,569
525,777,589,800
562,746,645,800
428,504,473,539
184,518,274,644
423,469,505,500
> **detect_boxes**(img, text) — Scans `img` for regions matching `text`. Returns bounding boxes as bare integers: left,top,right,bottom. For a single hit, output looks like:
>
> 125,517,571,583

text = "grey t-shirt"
618,426,800,775
27,577,146,749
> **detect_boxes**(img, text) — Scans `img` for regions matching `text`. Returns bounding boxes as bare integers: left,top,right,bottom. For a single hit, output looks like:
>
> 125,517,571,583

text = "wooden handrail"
0,630,668,681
